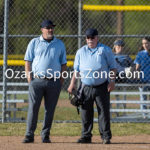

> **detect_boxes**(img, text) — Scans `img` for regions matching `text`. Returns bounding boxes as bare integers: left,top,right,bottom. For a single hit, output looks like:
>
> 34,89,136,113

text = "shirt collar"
86,42,101,52
40,35,56,42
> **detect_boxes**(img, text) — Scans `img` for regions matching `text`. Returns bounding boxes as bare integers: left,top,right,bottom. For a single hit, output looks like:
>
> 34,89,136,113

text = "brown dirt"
0,135,150,150
5,98,149,150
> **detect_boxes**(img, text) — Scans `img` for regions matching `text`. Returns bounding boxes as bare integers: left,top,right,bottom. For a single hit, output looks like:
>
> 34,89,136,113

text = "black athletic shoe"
77,137,91,143
102,139,111,144
42,136,51,143
22,136,34,143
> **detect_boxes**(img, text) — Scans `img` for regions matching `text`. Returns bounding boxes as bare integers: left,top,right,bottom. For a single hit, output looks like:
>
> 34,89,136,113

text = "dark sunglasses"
86,36,95,39
44,26,54,29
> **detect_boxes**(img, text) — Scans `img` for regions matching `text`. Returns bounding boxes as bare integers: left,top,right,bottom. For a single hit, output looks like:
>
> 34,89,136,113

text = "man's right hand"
67,72,77,93
25,61,32,83
67,84,76,94
27,77,32,83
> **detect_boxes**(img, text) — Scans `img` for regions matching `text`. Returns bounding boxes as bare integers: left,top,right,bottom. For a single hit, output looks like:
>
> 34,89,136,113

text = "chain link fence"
1,0,150,122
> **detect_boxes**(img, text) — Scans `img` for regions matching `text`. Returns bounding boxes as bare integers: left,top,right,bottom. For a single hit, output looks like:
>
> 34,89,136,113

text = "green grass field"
0,122,150,136
1,91,150,136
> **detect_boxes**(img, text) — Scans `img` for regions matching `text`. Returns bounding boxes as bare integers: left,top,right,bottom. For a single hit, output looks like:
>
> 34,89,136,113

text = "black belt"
34,75,59,81
85,81,108,88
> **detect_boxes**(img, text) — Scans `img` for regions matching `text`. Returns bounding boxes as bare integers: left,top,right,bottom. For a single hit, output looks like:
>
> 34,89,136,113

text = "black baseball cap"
85,28,98,37
114,39,125,46
41,20,56,28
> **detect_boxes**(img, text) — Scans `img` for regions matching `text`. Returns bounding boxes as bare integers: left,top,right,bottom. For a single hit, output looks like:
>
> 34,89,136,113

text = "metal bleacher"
0,82,150,123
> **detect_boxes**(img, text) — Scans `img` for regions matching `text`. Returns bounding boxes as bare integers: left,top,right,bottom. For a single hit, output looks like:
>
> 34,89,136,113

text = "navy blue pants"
81,81,112,140
25,78,61,138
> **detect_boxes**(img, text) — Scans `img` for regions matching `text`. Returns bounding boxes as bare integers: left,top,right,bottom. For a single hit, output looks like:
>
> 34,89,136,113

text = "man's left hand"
107,81,115,92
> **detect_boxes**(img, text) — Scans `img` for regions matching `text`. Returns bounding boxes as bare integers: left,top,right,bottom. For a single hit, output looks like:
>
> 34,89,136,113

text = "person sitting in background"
113,39,133,83
113,39,134,115
134,37,150,119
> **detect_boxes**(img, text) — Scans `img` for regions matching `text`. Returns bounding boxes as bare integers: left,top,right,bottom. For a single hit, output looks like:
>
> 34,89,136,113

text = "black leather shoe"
77,137,91,143
42,136,51,143
22,136,34,143
102,139,111,144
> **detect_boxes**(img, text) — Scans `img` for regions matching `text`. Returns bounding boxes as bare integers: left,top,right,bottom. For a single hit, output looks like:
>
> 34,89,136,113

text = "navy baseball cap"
41,20,56,28
85,28,98,37
114,39,125,46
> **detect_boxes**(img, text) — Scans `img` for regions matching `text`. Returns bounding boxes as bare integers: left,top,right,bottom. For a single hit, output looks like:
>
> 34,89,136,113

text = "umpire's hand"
67,83,76,94
107,81,115,92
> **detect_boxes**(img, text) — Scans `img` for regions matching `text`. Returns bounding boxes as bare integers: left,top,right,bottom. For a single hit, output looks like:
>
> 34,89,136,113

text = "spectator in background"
134,37,150,119
113,39,133,83
113,39,134,115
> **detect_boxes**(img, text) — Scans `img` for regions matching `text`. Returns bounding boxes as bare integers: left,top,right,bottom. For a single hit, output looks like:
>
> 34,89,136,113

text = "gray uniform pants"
25,78,61,138
81,81,112,140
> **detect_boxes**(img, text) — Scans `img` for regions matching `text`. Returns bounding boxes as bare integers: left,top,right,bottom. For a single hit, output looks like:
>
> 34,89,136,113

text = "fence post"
78,0,82,49
77,0,82,88
117,0,124,35
2,0,9,123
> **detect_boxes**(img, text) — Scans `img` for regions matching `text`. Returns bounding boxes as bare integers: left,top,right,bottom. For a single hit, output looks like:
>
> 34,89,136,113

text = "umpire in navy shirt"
23,20,67,143
68,28,116,144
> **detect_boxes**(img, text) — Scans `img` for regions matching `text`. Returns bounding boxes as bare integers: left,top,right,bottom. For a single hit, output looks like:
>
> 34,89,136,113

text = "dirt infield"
0,135,150,150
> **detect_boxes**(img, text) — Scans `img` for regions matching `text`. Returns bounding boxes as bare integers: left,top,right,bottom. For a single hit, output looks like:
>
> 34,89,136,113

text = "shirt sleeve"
60,42,67,65
24,39,35,62
127,56,133,65
134,52,141,65
105,47,116,69
74,50,80,72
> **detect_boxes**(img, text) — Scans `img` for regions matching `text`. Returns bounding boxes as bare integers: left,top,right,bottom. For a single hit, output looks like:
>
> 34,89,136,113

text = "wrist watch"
110,79,115,83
